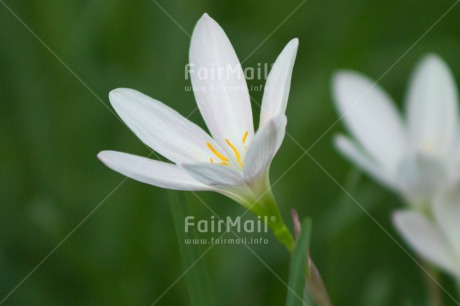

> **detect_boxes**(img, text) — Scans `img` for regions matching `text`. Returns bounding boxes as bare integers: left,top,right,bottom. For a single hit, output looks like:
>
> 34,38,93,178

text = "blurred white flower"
393,185,460,281
98,14,298,220
333,54,459,207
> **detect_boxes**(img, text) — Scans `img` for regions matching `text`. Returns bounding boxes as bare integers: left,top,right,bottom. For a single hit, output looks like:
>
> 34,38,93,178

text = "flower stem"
258,194,295,252
456,279,460,300
249,181,295,253
246,177,295,252
272,222,295,252
260,192,295,252
422,261,442,306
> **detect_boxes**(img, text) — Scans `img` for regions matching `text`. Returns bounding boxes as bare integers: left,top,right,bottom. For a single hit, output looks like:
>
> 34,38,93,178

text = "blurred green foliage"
1,0,460,305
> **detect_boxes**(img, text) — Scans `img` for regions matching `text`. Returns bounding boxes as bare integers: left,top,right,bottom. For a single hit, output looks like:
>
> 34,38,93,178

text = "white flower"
333,54,459,207
393,185,460,281
98,14,298,216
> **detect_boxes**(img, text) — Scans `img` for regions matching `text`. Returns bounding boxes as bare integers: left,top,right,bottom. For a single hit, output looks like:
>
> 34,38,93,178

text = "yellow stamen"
210,158,214,164
207,142,229,162
242,131,248,144
225,139,244,168
220,161,229,166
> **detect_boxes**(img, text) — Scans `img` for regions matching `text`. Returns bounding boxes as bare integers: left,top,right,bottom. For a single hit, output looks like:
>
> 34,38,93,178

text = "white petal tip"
392,210,403,223
108,88,134,106
392,210,416,231
333,70,358,87
198,13,212,23
282,39,299,58
108,89,118,101
332,70,374,109
288,38,299,49
419,53,444,66
413,53,451,78
333,134,356,158
97,151,111,163
333,133,346,147
281,39,299,58
196,12,217,27
332,72,348,94
109,88,123,98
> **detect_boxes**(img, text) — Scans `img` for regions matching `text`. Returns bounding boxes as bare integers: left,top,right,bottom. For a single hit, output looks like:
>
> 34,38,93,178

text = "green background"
1,0,460,305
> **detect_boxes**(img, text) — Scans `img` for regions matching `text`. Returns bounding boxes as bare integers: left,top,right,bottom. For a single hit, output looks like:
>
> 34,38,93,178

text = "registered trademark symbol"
270,216,276,222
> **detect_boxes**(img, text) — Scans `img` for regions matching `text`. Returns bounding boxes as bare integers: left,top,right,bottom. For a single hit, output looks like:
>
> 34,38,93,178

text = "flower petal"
182,163,244,187
406,54,459,158
182,162,257,207
259,39,299,128
396,154,447,206
189,13,253,155
109,88,223,164
434,186,460,256
333,71,406,173
393,210,458,274
334,134,396,190
98,151,212,191
244,114,287,182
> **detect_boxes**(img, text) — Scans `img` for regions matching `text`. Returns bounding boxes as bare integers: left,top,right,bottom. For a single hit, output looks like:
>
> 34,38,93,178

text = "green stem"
272,222,295,253
457,279,460,300
422,261,442,306
258,189,295,252
246,177,295,252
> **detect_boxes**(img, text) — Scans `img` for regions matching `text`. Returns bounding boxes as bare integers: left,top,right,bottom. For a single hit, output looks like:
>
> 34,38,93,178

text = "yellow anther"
220,161,229,166
207,142,229,162
225,139,244,168
242,131,248,144
210,158,214,164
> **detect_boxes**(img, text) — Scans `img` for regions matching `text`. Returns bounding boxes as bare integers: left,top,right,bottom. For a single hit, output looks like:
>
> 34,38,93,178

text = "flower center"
207,131,248,168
